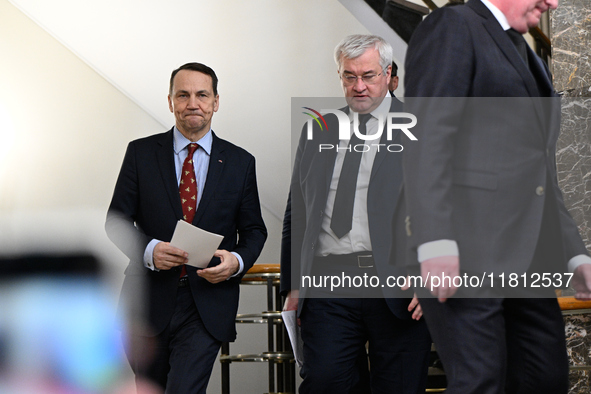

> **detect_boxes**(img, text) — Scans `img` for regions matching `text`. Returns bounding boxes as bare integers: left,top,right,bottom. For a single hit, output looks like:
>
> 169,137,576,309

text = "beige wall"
0,0,163,210
0,0,374,392
0,0,166,277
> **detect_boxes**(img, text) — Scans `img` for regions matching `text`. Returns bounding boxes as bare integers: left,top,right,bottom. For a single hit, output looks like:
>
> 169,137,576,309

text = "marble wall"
552,2,591,392
551,1,591,93
565,311,591,393
556,97,591,249
553,1,591,250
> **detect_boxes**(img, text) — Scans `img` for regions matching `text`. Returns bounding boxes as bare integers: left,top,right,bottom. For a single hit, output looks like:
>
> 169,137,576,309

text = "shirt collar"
481,0,511,31
173,127,213,155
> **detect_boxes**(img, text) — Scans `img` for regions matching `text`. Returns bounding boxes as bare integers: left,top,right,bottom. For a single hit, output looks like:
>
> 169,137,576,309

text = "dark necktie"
179,143,199,277
506,28,529,67
330,113,372,239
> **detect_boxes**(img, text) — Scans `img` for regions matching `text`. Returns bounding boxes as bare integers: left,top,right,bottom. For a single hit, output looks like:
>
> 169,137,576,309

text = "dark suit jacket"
403,0,588,278
280,98,414,319
106,129,267,342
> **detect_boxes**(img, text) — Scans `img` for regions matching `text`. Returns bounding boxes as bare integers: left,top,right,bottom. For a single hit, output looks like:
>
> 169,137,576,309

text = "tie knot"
506,28,525,43
187,143,200,155
358,113,372,124
355,113,373,136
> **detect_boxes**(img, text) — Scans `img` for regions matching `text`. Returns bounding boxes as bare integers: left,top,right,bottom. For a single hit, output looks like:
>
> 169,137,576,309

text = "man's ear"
213,95,220,113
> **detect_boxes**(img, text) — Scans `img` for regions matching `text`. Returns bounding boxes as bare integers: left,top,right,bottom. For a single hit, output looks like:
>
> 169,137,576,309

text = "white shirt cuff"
568,254,591,273
417,240,459,263
143,239,161,271
146,242,243,276
230,252,244,278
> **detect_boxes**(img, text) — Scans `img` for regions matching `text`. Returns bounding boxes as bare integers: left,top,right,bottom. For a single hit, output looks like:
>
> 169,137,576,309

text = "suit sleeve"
280,193,293,295
231,156,268,277
403,8,474,251
105,141,152,266
280,126,307,295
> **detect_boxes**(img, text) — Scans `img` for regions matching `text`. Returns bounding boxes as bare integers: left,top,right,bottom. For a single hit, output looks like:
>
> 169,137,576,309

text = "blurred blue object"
0,256,127,394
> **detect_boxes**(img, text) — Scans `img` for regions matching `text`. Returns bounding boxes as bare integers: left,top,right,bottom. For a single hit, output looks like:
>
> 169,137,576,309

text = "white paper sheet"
281,310,304,367
169,220,224,268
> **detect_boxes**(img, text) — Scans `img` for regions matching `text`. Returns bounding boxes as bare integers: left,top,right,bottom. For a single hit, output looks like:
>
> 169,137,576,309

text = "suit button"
536,186,545,196
311,242,315,250
319,210,324,218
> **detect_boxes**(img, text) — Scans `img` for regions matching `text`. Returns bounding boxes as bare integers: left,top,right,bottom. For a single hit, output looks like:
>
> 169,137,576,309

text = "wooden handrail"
530,26,551,51
558,296,591,311
245,264,280,275
421,0,438,10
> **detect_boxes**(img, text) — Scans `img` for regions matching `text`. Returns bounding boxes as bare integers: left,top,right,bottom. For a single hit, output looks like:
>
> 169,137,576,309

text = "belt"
314,252,374,268
178,277,189,287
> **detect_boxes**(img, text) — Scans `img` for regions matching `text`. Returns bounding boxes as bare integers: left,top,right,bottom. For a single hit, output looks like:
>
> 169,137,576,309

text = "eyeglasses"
340,72,383,86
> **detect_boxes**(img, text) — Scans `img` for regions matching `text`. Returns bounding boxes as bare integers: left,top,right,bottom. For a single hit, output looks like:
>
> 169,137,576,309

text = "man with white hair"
281,34,431,393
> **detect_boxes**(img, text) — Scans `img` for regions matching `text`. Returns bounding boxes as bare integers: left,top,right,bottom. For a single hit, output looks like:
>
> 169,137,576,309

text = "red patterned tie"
179,143,199,277
180,143,199,222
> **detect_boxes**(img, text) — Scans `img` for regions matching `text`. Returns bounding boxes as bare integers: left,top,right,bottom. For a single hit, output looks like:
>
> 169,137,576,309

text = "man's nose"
353,77,367,91
187,95,199,108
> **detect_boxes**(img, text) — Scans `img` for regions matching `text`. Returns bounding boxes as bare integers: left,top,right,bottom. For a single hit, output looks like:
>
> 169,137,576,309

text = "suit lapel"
480,16,540,97
529,51,557,139
193,131,225,224
370,99,401,182
156,129,184,220
528,48,554,97
471,0,547,138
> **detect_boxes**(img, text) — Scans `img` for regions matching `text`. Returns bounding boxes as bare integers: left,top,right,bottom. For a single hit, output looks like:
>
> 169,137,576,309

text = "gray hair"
334,34,393,73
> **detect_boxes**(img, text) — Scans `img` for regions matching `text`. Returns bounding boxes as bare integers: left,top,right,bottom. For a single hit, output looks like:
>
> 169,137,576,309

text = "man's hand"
283,290,299,311
283,290,300,326
400,277,423,320
407,294,423,320
421,255,459,302
153,242,188,270
197,250,239,284
573,264,591,301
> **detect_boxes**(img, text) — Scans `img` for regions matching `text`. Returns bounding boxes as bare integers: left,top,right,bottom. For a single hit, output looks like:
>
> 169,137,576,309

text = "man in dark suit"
281,34,431,393
403,1,591,393
106,62,267,393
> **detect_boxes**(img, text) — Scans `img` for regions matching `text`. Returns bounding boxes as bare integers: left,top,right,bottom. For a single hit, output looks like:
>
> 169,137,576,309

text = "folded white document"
169,220,224,268
281,310,304,367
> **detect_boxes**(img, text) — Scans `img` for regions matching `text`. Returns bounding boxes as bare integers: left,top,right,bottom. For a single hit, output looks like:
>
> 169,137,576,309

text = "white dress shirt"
317,94,392,256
